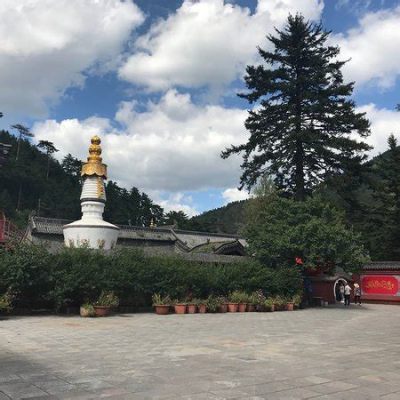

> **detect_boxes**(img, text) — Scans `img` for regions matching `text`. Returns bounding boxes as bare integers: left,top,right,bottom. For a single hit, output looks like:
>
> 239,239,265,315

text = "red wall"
353,271,400,304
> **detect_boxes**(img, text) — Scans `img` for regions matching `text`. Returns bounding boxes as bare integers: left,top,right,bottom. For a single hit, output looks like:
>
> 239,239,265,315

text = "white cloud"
358,104,400,156
0,0,144,116
335,6,400,89
119,0,323,91
151,192,199,217
32,89,248,193
222,187,250,204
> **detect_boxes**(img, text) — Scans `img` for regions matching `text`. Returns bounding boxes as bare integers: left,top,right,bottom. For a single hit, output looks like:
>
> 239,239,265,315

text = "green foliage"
152,293,171,306
162,211,191,229
0,244,302,311
0,290,14,312
222,14,370,200
229,290,248,303
245,193,369,272
95,291,119,307
205,295,220,313
252,289,266,306
0,243,54,308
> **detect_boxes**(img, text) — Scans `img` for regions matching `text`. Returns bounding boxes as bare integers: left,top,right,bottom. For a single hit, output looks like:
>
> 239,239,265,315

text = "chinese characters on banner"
361,275,400,296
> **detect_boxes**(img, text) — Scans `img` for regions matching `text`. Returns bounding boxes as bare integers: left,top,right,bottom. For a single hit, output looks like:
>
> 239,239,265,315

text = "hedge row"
0,244,303,311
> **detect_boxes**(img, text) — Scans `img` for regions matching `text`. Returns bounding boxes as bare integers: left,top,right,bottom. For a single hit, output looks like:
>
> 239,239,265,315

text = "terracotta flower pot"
187,304,197,314
174,304,187,314
256,304,265,312
198,304,207,313
94,305,111,317
227,303,239,312
218,304,228,313
154,305,170,315
286,302,294,311
247,304,256,312
238,303,247,312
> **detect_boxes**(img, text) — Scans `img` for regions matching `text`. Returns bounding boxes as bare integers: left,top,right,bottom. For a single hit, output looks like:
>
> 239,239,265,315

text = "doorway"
333,278,347,303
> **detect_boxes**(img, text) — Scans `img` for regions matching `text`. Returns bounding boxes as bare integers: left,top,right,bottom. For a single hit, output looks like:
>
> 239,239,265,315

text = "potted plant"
254,290,266,312
174,300,187,314
238,292,249,312
152,293,171,315
292,293,302,310
228,291,242,312
0,290,14,315
247,292,257,312
286,300,294,311
273,296,286,311
94,291,119,317
216,296,228,313
187,298,198,314
80,303,95,317
264,298,275,312
205,295,218,313
198,299,207,314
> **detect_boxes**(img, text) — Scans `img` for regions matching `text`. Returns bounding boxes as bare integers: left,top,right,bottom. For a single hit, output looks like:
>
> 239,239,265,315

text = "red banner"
361,275,400,296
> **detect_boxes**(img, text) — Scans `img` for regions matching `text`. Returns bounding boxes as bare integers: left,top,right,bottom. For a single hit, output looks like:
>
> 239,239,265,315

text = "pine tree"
37,140,59,180
222,14,371,200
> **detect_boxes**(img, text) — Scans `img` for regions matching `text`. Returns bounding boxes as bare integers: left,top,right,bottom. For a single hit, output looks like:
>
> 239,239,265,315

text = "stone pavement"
1,304,400,399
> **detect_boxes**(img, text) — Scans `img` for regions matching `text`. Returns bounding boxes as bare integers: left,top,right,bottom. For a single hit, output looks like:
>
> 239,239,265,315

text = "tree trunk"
294,139,305,201
15,134,21,161
46,154,50,180
16,184,22,211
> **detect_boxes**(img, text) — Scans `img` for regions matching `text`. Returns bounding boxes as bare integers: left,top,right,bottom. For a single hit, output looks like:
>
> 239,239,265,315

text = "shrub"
0,243,54,308
0,244,304,311
0,290,14,313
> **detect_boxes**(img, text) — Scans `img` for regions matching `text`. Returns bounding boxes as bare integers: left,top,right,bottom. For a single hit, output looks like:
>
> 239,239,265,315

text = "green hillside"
188,200,248,235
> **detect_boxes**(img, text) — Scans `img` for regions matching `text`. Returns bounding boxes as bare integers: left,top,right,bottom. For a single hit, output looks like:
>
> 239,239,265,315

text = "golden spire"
81,136,107,178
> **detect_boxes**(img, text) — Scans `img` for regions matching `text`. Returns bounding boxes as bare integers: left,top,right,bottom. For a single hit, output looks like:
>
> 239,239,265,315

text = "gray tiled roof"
363,261,400,270
29,216,244,252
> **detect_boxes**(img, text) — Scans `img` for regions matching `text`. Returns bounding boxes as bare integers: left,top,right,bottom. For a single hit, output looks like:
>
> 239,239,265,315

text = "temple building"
23,135,247,261
8,136,400,304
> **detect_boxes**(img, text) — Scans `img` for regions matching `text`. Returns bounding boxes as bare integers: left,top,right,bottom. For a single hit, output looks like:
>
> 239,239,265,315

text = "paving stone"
309,381,358,394
0,304,399,399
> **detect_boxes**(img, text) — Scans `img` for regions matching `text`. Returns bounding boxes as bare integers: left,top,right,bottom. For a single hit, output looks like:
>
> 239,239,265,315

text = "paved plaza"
0,304,400,400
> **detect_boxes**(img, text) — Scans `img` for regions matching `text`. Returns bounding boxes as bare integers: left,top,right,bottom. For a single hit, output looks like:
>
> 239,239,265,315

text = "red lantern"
295,257,303,265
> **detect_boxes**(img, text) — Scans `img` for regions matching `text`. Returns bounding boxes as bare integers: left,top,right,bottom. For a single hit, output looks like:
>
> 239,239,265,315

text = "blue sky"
1,0,400,216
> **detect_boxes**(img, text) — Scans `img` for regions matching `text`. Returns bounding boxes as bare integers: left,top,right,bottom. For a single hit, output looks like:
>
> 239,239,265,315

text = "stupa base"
63,221,119,250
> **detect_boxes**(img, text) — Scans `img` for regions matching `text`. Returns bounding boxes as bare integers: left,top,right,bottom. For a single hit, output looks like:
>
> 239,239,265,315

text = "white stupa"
63,136,119,250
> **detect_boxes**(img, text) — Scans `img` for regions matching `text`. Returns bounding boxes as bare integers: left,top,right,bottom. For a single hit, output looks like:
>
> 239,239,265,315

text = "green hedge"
0,244,303,311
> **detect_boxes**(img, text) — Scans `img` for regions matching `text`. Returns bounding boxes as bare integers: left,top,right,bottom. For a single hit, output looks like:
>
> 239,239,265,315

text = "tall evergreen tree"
11,124,34,162
37,140,59,180
222,14,371,200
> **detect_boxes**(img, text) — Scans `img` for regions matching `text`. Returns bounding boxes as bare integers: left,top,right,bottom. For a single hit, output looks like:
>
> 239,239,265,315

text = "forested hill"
188,200,248,235
0,130,163,227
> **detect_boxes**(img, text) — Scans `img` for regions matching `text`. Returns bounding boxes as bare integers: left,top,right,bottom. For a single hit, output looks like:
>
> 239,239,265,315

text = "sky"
1,0,400,216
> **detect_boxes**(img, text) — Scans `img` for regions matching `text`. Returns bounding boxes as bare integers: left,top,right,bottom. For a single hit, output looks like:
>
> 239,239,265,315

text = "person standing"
339,284,345,303
344,283,352,306
354,283,361,305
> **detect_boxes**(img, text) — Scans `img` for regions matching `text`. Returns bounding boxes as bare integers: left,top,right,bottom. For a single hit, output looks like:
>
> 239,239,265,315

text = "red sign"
361,275,400,296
